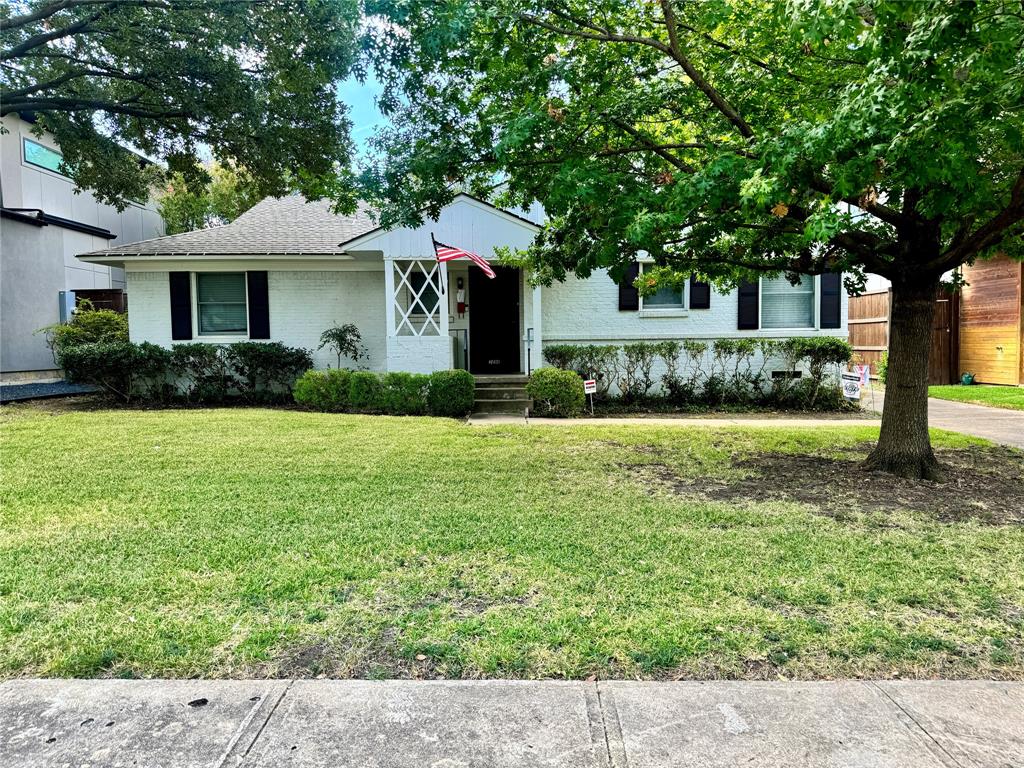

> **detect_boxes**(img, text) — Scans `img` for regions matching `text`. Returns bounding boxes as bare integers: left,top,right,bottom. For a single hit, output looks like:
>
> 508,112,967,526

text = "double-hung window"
761,276,815,329
639,265,685,310
196,273,247,335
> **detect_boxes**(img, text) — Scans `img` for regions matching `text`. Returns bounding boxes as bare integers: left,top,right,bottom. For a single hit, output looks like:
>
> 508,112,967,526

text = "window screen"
761,276,814,329
197,273,247,335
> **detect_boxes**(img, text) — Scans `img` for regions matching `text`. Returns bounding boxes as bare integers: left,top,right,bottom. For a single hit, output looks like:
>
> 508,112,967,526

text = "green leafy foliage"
158,162,263,234
537,338,854,412
59,339,311,404
426,369,476,417
1,0,360,209
348,371,386,412
293,369,353,412
318,323,368,369
363,0,1024,473
39,303,128,360
527,368,585,417
222,342,314,404
58,341,169,403
381,372,430,415
296,369,472,417
878,352,889,385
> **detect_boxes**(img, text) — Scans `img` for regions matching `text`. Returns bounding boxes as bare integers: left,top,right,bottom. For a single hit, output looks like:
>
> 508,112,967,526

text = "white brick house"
78,194,848,377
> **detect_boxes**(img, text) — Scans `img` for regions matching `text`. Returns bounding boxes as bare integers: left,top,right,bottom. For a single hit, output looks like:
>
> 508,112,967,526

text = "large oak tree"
363,0,1024,479
2,0,359,209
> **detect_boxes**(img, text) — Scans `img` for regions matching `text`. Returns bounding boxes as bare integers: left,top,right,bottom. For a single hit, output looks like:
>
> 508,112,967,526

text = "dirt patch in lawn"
632,444,1024,523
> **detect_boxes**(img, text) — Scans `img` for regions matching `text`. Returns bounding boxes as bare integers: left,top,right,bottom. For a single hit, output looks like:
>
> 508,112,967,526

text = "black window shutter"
247,271,270,339
689,275,711,309
819,272,842,329
737,280,759,329
618,262,640,311
169,271,192,340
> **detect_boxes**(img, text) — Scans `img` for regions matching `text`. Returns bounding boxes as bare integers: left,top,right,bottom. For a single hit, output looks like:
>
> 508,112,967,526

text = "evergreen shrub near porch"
293,368,474,418
541,337,854,414
527,367,586,417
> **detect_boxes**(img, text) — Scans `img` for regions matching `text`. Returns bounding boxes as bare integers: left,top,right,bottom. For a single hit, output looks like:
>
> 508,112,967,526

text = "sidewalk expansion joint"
595,682,628,768
216,678,294,768
866,681,965,768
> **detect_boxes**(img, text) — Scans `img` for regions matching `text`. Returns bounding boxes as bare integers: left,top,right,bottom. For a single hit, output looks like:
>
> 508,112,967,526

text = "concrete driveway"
869,389,1024,449
1,679,1022,767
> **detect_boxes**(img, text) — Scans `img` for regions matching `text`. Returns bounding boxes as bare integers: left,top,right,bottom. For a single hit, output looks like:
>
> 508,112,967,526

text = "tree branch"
0,95,191,118
658,0,754,139
934,168,1024,270
0,4,113,62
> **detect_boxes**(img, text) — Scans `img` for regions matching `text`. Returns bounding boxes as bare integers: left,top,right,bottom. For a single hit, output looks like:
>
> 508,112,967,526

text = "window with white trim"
639,265,685,309
196,272,247,335
761,276,814,329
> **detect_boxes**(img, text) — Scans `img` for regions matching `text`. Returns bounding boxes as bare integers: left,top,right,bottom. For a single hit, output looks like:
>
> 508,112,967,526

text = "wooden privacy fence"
848,288,958,385
847,290,890,377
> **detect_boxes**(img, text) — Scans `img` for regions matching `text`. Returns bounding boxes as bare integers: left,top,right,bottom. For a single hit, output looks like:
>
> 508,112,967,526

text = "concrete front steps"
473,374,531,415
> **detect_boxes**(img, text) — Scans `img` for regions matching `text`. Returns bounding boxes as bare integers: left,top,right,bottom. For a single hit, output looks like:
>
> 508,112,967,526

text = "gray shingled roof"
80,195,377,257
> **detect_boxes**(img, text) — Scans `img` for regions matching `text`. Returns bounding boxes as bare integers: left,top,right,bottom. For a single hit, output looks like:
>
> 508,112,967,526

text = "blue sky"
337,73,386,157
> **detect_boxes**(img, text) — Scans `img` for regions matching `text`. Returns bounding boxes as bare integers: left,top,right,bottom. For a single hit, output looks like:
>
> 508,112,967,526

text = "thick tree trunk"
863,275,944,481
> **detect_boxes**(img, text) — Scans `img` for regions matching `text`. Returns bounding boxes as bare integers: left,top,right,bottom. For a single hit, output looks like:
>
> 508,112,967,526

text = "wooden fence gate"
848,288,958,384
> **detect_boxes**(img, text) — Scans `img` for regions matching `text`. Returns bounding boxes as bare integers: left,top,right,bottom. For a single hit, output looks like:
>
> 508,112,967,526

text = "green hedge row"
59,340,312,404
293,368,475,417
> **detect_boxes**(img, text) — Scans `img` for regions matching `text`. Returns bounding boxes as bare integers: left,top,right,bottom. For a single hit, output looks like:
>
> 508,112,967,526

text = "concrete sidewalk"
1,679,1021,767
469,393,1024,450
469,413,882,428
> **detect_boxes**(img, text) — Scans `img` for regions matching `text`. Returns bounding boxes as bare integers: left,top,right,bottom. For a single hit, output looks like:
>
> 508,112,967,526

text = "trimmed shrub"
170,342,232,403
381,372,430,415
348,371,386,412
293,368,352,411
40,302,128,360
223,342,313,403
527,367,585,417
58,340,167,403
575,344,619,397
878,351,889,384
619,342,658,400
542,344,578,371
427,369,475,417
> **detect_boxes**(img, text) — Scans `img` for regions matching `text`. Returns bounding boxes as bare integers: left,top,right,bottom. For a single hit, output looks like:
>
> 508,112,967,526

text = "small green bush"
878,351,889,384
40,302,128,360
382,372,429,415
348,371,386,412
527,367,585,417
427,369,476,417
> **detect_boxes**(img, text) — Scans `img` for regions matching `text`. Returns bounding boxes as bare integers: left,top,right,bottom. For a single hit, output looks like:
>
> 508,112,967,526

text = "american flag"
431,235,497,279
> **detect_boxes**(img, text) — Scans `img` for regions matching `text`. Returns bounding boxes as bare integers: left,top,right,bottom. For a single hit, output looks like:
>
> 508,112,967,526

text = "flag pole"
431,232,447,295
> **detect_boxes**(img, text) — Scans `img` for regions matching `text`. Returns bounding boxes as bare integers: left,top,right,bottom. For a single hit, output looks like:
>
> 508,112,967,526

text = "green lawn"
1,402,1022,681
929,384,1024,411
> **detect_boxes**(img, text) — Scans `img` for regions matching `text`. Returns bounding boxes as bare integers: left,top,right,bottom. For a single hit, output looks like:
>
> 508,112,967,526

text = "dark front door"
469,265,520,374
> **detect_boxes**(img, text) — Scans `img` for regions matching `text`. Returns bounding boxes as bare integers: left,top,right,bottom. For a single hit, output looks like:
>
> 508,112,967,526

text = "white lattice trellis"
391,259,444,337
